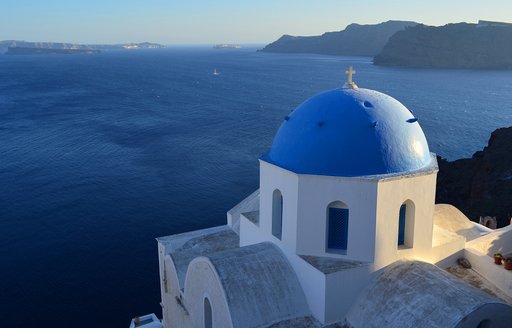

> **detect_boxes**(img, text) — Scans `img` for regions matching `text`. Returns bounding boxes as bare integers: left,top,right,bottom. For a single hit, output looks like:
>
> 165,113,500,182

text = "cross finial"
346,66,355,83
343,66,358,89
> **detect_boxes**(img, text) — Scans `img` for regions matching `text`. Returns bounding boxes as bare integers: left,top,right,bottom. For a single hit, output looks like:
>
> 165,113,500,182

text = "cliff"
260,20,418,57
374,23,512,69
436,127,512,227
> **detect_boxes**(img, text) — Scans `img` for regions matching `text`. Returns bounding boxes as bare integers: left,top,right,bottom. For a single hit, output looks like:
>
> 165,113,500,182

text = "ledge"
241,210,260,226
300,255,368,274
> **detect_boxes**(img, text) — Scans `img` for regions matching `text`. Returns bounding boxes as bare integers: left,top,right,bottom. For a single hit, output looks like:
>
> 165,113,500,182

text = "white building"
155,69,512,328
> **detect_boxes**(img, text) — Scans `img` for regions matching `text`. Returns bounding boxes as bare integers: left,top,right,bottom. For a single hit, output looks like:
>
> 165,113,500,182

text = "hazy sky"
1,0,511,44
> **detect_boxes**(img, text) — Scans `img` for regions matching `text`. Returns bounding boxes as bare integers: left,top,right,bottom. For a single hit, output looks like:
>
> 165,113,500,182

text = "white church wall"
157,227,237,328
259,161,299,249
373,172,437,268
425,225,466,266
162,255,186,328
434,249,465,269
157,242,167,312
226,189,259,234
158,243,182,328
239,214,263,246
324,265,373,324
296,174,378,262
428,240,466,266
285,252,327,323
466,225,512,256
184,257,234,328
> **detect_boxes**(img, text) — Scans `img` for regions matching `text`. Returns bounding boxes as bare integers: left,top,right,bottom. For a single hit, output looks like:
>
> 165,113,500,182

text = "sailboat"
213,68,220,76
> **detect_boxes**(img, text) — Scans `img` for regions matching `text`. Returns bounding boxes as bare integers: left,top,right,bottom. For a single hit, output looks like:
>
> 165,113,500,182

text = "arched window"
326,201,349,252
204,297,212,328
272,189,283,239
398,200,415,248
398,204,406,246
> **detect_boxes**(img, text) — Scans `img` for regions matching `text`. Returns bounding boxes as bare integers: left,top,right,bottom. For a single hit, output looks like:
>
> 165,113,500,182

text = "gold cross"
343,66,358,89
345,66,356,84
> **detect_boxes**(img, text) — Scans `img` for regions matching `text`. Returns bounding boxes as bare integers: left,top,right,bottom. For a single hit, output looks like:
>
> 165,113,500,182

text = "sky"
1,0,511,44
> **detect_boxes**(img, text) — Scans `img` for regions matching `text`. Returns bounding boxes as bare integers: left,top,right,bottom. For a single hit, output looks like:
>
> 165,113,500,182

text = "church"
153,68,512,327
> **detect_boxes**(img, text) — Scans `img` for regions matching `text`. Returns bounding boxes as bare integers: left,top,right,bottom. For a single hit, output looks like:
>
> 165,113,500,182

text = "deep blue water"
1,47,512,327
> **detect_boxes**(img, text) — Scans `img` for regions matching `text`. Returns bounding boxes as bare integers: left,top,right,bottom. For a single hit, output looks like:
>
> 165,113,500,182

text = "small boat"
213,68,220,76
129,313,162,328
213,44,241,49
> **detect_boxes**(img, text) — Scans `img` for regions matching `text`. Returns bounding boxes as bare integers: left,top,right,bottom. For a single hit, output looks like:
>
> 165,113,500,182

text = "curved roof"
205,242,310,328
261,88,432,177
164,226,240,288
433,204,483,242
346,261,511,328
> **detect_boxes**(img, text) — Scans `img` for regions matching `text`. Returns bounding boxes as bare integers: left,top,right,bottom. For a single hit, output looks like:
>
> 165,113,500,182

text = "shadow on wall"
487,227,512,258
468,226,512,257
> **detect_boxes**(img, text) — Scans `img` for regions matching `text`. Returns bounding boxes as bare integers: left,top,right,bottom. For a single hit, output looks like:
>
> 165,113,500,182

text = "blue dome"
261,88,432,177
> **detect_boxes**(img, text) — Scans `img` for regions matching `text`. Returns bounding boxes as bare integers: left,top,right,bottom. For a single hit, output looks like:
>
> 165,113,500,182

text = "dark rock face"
260,20,418,57
436,127,512,227
374,23,512,69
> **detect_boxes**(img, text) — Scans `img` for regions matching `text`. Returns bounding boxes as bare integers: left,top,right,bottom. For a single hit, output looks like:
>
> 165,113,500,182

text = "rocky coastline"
436,127,512,227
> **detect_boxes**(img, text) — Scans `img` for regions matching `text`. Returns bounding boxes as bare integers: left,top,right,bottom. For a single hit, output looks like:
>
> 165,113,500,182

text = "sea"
1,47,512,327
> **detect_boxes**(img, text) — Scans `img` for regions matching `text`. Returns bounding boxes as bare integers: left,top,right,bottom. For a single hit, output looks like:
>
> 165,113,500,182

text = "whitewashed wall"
259,161,299,250
324,265,373,324
161,255,185,328
373,172,438,269
183,257,233,328
296,174,378,261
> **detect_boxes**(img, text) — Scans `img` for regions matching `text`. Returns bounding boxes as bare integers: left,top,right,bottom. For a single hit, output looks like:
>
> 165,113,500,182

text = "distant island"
91,42,165,50
6,47,100,55
214,44,241,49
0,40,165,55
260,20,418,57
374,21,512,69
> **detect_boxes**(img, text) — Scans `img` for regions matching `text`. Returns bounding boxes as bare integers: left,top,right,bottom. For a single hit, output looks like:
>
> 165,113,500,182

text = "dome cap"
261,86,432,177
